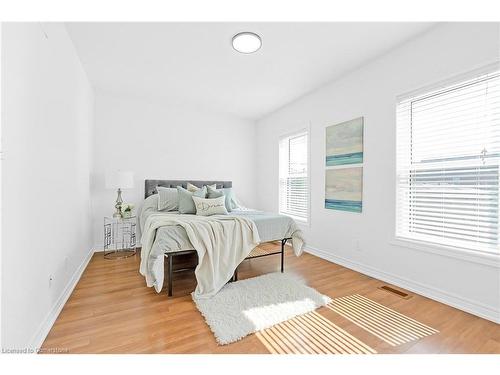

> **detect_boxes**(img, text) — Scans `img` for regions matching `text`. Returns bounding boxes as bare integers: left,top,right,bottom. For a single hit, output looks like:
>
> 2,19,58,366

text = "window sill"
280,212,310,227
295,219,310,229
390,237,500,268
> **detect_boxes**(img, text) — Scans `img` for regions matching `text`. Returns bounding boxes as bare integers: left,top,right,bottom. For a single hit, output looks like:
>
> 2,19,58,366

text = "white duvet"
140,213,261,298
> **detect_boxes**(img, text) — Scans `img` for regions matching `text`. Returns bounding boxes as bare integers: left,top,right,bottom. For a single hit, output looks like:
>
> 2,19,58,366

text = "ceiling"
66,22,435,120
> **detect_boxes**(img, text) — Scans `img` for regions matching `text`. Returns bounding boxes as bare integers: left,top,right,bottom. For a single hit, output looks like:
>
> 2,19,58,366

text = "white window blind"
396,68,500,255
279,131,309,222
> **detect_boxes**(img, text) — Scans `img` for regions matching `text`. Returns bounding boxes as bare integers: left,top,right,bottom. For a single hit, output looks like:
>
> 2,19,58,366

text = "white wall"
0,22,3,349
91,91,257,248
256,23,500,322
1,23,94,349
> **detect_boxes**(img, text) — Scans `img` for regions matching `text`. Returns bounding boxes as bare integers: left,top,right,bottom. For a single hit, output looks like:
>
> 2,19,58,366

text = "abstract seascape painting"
325,117,364,166
325,167,363,212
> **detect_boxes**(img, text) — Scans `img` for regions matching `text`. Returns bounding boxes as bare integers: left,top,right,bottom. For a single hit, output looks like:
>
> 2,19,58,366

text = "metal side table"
104,216,137,259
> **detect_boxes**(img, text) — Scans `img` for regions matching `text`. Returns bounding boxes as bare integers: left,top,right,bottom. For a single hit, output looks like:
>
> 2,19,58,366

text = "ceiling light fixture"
232,32,262,54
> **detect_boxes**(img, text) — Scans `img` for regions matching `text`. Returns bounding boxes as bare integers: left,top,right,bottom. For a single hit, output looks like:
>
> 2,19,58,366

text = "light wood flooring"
41,243,500,354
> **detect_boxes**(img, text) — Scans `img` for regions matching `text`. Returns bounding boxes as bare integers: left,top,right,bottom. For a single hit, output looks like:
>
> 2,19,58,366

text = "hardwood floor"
41,244,500,354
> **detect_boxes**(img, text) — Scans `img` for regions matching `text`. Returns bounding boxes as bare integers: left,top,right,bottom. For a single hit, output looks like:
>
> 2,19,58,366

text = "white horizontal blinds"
279,131,309,221
397,69,500,254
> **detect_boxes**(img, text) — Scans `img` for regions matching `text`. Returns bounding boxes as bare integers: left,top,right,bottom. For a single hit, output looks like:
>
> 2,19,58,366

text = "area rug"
192,272,331,345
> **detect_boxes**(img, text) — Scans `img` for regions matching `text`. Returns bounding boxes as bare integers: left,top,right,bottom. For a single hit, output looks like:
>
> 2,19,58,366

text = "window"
396,68,500,255
279,130,309,222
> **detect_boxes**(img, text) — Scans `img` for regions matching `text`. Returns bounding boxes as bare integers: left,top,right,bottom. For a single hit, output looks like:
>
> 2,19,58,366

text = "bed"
139,179,304,297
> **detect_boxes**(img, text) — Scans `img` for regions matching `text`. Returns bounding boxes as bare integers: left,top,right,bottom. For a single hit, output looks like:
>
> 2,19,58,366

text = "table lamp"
105,171,134,218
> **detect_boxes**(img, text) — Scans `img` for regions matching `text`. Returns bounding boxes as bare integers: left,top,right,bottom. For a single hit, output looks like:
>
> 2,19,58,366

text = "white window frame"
394,62,500,265
278,127,310,225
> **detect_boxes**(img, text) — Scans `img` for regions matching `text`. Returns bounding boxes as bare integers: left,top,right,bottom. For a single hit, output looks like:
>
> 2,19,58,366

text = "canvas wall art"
325,117,364,212
325,167,363,212
325,117,364,166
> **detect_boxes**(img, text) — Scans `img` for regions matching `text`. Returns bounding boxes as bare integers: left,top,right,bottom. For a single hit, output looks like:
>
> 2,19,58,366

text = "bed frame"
144,179,290,297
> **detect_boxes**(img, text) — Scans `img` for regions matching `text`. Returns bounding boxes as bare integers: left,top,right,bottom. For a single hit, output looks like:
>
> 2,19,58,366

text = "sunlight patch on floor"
256,310,376,354
326,294,439,346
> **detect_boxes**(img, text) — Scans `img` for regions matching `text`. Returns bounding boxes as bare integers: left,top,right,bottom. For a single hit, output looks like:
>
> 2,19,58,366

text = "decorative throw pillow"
177,186,207,214
156,186,178,211
187,182,217,193
192,195,228,216
207,189,224,198
207,186,234,212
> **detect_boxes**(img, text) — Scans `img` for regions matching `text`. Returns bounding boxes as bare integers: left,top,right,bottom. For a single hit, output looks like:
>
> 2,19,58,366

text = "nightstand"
103,216,137,259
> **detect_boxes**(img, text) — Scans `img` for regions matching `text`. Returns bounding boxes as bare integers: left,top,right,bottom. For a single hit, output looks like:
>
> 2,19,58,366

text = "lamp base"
113,188,123,218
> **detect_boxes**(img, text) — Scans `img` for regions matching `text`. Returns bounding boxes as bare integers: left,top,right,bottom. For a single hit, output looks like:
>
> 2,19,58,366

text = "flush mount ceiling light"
232,32,262,54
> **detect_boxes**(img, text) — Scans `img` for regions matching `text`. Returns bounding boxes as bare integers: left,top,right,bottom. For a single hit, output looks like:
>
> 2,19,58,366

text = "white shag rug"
192,272,331,345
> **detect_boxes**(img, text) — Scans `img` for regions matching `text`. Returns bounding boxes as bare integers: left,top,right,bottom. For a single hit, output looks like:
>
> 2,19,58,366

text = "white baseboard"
28,247,95,350
305,245,500,324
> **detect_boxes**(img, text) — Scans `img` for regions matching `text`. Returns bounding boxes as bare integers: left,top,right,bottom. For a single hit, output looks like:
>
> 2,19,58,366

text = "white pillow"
187,182,217,193
156,186,178,211
192,195,228,216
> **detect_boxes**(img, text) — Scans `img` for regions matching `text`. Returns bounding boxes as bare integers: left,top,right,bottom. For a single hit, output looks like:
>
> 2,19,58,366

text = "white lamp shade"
105,171,134,189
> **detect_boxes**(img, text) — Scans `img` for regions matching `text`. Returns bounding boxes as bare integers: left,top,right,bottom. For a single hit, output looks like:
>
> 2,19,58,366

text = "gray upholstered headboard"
144,180,232,198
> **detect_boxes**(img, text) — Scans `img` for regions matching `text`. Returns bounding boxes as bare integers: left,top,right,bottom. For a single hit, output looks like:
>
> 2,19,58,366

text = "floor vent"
378,285,411,299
